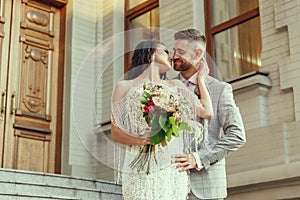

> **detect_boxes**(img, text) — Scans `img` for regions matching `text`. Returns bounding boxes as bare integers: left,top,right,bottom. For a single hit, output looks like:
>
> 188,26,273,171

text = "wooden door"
0,0,67,173
0,0,12,164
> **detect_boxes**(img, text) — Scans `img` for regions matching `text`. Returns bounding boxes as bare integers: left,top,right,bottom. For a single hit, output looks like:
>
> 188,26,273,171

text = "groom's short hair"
174,29,206,50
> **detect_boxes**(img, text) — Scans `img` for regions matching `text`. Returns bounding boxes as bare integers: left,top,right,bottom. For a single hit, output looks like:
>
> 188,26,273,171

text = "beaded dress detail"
112,83,204,200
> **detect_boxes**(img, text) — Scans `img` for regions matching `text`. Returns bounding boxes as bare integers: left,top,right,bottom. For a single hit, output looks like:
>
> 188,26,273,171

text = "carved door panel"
0,0,66,173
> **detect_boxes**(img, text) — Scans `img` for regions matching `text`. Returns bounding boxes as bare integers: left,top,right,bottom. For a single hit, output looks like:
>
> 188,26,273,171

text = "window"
205,0,261,81
124,0,159,72
127,0,150,10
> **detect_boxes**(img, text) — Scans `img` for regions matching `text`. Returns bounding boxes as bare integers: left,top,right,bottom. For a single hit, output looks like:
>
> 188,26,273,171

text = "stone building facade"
0,0,299,199
63,0,300,199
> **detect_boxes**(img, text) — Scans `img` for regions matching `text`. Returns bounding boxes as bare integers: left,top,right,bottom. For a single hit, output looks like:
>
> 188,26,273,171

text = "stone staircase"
0,168,122,200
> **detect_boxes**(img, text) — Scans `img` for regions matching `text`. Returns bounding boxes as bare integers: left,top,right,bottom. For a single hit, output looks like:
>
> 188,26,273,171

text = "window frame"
204,0,260,76
124,0,159,73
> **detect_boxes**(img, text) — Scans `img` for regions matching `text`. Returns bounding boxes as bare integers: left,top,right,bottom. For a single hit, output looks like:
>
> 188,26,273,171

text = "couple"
111,29,246,200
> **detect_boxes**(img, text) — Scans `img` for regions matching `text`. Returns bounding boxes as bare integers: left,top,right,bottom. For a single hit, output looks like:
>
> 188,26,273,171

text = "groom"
172,29,246,200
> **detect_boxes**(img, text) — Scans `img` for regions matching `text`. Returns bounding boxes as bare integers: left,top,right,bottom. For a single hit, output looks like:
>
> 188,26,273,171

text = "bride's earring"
149,54,155,64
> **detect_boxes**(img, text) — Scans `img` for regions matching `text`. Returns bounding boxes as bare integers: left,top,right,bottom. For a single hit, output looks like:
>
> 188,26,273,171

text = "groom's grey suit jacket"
185,75,246,199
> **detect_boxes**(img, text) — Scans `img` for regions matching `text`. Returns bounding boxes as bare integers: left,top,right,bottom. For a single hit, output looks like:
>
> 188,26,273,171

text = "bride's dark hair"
127,39,167,80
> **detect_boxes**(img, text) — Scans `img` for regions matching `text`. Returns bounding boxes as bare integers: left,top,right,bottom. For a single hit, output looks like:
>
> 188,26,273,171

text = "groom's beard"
173,56,194,72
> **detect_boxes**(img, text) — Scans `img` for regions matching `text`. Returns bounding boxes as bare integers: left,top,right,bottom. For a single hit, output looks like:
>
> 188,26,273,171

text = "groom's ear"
195,49,203,59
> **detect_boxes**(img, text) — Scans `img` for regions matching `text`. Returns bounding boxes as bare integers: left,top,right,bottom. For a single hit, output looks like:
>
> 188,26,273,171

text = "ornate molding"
51,0,68,8
23,98,43,113
26,10,49,26
25,45,47,64
32,0,68,8
23,45,48,113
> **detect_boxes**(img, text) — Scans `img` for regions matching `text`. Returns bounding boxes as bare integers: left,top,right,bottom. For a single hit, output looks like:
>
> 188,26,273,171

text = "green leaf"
186,124,191,131
151,114,160,130
159,114,167,129
162,122,170,132
139,96,148,104
166,129,173,142
145,116,150,125
172,125,179,137
179,122,190,131
150,129,165,144
169,116,176,125
144,91,151,99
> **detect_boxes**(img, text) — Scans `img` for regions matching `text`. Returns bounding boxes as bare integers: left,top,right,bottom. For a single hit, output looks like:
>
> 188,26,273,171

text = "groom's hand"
173,154,197,172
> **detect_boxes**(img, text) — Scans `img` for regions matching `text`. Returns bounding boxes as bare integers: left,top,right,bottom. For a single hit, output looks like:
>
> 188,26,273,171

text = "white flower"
152,96,161,106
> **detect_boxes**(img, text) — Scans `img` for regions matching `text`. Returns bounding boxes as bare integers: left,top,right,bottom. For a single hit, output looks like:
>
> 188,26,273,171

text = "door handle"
10,92,16,115
1,91,6,119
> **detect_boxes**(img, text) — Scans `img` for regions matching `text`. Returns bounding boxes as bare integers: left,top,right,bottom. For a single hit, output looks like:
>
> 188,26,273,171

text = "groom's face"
173,39,197,72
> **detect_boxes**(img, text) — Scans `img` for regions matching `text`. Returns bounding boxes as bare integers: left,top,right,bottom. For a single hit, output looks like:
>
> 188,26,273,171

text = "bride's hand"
197,59,209,82
140,127,151,145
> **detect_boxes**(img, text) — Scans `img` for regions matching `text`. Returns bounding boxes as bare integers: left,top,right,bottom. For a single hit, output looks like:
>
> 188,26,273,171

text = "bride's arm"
171,77,213,119
111,81,151,145
195,74,213,119
194,59,214,119
111,123,151,145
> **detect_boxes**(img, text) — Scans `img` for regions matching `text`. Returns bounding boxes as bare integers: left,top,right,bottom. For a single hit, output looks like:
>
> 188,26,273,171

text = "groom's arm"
174,84,246,171
200,84,246,169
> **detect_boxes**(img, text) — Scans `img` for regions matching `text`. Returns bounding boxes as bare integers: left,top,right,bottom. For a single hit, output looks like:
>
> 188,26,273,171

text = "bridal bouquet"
129,83,192,174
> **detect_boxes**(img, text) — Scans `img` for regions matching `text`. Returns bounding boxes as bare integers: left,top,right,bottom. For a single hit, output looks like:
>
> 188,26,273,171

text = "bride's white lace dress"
112,83,203,200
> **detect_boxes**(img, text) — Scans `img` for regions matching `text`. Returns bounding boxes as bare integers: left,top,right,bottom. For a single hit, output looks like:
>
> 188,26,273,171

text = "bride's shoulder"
115,80,131,88
112,80,132,102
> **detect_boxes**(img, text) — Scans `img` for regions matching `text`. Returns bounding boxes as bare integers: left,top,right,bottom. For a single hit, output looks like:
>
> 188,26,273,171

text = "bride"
111,39,213,199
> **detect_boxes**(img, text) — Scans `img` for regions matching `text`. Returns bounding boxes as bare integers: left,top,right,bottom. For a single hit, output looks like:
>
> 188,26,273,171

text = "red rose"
148,105,155,113
144,106,149,113
148,99,154,106
144,105,154,113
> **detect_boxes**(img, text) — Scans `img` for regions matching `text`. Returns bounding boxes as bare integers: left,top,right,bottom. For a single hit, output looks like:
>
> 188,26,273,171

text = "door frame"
55,3,67,174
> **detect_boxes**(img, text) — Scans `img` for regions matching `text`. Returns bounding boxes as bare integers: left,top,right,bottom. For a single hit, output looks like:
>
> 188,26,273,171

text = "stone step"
0,194,81,200
0,168,122,200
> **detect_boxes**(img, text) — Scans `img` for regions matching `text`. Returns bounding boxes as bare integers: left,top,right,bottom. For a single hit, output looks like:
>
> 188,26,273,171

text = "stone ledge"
228,162,300,195
228,70,272,92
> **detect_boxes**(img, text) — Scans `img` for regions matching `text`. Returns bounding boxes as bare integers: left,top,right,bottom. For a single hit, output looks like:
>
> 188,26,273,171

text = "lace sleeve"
112,87,147,184
111,99,128,130
111,87,148,135
111,114,117,127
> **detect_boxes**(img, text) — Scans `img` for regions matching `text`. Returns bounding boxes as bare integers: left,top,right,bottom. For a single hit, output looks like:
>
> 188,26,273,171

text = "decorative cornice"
38,0,68,8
